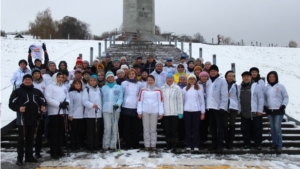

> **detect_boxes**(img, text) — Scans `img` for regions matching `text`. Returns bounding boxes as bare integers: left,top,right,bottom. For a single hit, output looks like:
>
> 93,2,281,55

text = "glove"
28,48,31,54
42,43,47,51
178,114,183,119
59,102,64,109
113,104,119,111
59,102,69,109
279,105,286,111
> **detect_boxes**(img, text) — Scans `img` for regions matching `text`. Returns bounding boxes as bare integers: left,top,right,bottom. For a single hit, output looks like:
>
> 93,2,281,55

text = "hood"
267,71,279,86
163,82,176,88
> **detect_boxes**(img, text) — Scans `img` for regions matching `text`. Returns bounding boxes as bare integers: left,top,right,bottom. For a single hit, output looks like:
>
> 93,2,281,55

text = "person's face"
49,64,56,72
269,74,276,83
97,73,104,81
148,57,154,63
188,62,195,68
156,65,163,72
242,75,252,83
128,71,136,79
166,77,174,85
83,73,90,80
89,78,97,87
33,72,41,79
251,71,258,78
83,63,89,68
114,62,120,68
210,70,218,77
200,76,208,83
75,72,82,79
59,63,66,70
107,76,115,83
74,82,82,90
137,59,143,63
76,64,83,69
35,61,42,67
177,66,184,73
180,58,186,63
56,75,64,84
121,59,126,64
63,74,68,81
196,60,201,66
188,77,196,85
205,63,211,70
23,78,33,86
142,72,148,78
20,62,27,70
194,70,201,76
93,61,99,67
117,72,125,78
134,68,140,74
179,77,186,84
147,77,155,85
166,61,172,66
226,73,235,83
123,68,128,74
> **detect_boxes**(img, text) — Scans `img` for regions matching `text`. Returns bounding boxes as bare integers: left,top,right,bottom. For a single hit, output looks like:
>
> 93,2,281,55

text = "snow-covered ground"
1,38,300,128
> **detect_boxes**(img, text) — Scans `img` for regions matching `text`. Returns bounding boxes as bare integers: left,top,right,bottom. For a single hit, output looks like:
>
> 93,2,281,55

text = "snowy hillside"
1,38,300,127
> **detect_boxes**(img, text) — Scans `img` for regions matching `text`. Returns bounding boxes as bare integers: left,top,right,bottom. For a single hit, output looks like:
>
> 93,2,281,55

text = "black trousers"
224,109,238,145
208,109,225,148
200,110,210,142
241,116,262,146
184,111,201,148
49,115,64,157
35,116,45,155
178,119,185,143
163,116,179,147
85,118,102,150
70,119,83,149
17,125,36,161
123,114,141,149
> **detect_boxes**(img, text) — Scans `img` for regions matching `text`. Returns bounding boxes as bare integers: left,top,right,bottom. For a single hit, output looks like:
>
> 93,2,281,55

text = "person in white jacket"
224,71,240,149
206,65,228,153
185,60,195,75
163,58,176,74
43,61,58,87
68,79,84,151
10,59,31,89
250,67,265,92
150,61,167,88
44,72,70,159
121,69,143,150
161,72,183,151
137,75,164,151
264,71,289,154
239,71,264,150
182,74,205,152
82,75,102,152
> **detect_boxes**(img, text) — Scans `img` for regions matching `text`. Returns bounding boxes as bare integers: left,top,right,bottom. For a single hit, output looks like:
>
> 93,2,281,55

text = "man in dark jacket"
9,74,47,166
144,55,156,74
105,53,113,73
28,43,49,70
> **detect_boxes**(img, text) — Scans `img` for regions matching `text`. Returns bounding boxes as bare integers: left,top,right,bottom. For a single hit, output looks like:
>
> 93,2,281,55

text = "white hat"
155,61,163,66
187,74,197,81
120,56,127,61
117,69,125,74
120,65,129,70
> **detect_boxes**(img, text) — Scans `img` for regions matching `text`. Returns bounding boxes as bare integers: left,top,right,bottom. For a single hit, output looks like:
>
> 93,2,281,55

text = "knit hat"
209,64,219,72
31,67,41,76
83,60,89,65
75,68,82,73
76,56,83,65
241,71,251,76
105,71,114,80
121,65,129,70
166,58,172,62
106,53,111,58
180,54,186,59
22,74,33,81
117,69,125,74
205,61,211,65
166,72,174,79
97,63,105,70
155,61,163,67
179,75,187,81
187,74,197,81
137,56,142,60
18,59,27,66
187,60,195,65
89,74,98,81
199,71,209,78
34,59,41,63
82,70,91,75
113,59,121,64
194,66,202,72
120,56,127,61
48,61,56,67
225,70,234,78
249,67,259,73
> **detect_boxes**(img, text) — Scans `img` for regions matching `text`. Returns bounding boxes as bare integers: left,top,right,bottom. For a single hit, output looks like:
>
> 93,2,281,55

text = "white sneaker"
185,147,191,151
194,148,199,151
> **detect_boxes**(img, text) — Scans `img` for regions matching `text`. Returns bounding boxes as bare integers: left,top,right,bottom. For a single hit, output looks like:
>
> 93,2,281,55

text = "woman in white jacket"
68,79,84,151
121,69,143,150
224,71,240,149
137,75,164,151
182,74,205,152
264,71,289,154
161,72,183,151
44,72,70,159
82,75,102,152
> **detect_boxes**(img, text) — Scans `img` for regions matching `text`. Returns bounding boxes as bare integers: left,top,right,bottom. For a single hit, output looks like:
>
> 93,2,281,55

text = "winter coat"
144,60,157,74
163,66,176,74
101,83,123,113
121,80,143,109
9,84,46,126
182,85,205,113
10,68,31,89
69,89,84,119
206,76,228,111
82,85,102,118
228,83,240,112
33,77,46,94
28,52,49,70
185,67,194,75
43,70,57,87
198,80,212,109
239,82,264,118
137,85,164,115
264,83,289,115
150,70,167,88
44,73,70,116
161,82,183,116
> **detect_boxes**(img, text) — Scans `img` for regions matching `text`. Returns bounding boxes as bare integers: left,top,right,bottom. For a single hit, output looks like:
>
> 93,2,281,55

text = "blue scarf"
106,81,116,88
127,78,137,83
178,83,187,89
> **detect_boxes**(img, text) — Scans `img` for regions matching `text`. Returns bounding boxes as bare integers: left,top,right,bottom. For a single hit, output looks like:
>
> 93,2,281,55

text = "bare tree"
1,30,6,37
289,40,298,48
193,32,205,43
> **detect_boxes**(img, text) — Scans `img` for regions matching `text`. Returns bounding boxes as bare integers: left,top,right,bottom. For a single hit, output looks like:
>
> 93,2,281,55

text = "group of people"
9,43,289,166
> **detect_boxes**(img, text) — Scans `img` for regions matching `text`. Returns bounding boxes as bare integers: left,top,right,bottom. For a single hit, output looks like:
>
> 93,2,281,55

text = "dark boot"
25,155,38,163
16,159,23,166
163,138,172,151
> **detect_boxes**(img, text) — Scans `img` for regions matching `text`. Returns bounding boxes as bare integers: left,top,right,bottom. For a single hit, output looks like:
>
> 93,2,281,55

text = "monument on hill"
123,0,156,41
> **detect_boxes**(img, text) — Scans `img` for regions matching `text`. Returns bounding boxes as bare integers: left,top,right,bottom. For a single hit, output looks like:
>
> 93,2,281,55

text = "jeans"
241,116,262,146
268,114,284,148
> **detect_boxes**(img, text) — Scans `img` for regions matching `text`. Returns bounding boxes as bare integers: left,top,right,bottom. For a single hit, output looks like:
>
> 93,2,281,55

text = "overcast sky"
1,0,300,46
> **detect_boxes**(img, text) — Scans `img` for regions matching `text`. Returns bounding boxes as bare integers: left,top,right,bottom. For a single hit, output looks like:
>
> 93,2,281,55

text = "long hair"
70,79,82,91
186,80,200,91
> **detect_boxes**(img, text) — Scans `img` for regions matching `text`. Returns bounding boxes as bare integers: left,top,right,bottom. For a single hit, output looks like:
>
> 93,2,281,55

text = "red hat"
76,56,83,65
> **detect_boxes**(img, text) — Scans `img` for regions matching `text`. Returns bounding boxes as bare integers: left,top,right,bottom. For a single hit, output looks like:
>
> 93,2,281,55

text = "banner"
29,44,43,61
